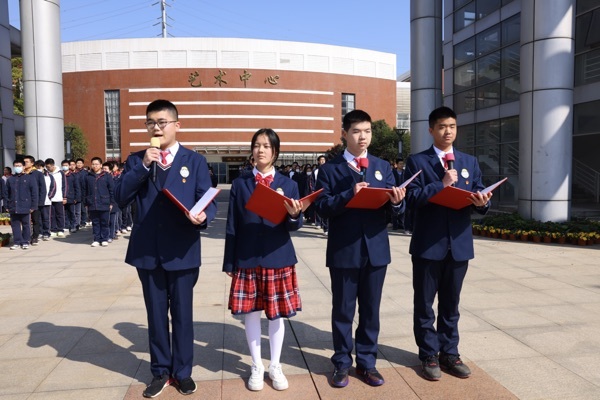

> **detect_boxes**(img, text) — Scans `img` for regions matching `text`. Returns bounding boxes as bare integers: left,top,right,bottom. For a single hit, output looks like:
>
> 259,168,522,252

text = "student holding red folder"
223,128,303,392
314,110,405,388
404,106,492,381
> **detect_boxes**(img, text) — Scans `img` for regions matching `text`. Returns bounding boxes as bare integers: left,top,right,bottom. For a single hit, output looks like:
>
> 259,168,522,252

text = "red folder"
346,187,394,209
428,177,508,210
245,184,324,224
163,187,220,215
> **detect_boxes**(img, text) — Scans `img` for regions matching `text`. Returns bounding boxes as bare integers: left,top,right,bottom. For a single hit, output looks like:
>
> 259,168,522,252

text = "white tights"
244,311,285,367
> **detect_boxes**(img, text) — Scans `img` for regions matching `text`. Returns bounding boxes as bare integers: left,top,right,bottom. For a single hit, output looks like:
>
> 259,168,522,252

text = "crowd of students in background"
0,156,132,250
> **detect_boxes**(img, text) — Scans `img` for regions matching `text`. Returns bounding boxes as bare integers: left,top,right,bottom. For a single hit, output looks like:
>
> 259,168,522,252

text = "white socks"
244,311,285,367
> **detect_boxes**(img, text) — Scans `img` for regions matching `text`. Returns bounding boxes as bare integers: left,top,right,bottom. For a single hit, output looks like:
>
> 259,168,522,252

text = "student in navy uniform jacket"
404,106,492,381
83,157,114,246
115,99,216,398
23,156,47,245
5,159,39,249
62,159,81,233
223,129,303,392
314,110,405,388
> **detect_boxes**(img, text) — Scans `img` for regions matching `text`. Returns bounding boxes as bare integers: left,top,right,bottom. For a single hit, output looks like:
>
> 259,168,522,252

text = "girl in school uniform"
223,128,303,391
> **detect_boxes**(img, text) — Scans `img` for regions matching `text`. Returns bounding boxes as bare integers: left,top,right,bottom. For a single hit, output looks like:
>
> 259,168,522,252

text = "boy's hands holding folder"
387,186,406,205
186,210,207,225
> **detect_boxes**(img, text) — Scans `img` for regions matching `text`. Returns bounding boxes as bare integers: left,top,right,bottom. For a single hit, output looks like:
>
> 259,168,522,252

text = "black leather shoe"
331,368,349,388
176,377,197,395
439,353,471,378
355,367,385,386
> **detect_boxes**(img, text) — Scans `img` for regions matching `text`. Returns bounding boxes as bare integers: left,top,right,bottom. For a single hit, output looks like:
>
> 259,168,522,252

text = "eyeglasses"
144,120,177,130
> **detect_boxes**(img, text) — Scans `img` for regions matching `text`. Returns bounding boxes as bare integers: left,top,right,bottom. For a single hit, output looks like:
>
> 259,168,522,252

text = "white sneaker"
247,362,264,391
57,231,65,237
9,245,19,250
268,364,289,391
91,241,100,247
101,241,109,247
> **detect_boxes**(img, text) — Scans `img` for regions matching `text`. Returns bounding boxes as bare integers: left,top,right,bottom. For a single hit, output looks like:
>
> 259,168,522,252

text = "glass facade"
575,4,600,86
455,116,519,206
104,90,121,161
453,0,514,31
453,15,520,113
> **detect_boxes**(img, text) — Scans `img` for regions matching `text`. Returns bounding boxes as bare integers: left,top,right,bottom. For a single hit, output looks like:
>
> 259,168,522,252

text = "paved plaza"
0,186,599,399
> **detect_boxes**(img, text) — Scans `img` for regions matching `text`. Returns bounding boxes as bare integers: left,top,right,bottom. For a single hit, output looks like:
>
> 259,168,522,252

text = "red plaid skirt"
228,266,302,320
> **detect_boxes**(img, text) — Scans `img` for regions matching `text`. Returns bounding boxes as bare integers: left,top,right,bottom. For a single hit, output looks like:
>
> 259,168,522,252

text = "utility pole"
161,0,167,38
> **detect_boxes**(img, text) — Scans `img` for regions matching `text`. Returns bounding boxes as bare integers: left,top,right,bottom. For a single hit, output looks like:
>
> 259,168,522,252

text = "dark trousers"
10,213,31,245
50,202,65,232
120,204,132,229
40,205,51,237
65,203,77,231
89,210,110,242
81,204,89,225
74,202,82,228
137,266,199,380
31,208,42,239
412,254,468,361
329,264,387,370
109,211,117,239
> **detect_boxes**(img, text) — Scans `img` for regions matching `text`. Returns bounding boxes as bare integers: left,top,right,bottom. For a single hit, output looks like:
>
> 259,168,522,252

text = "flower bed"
472,213,600,246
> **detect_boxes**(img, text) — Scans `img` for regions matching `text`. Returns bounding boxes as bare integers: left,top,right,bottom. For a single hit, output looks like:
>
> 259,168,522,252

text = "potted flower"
551,231,566,244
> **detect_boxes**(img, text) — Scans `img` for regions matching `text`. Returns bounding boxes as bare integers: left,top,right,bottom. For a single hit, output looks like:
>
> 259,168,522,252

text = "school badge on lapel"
461,169,469,179
276,188,284,196
375,171,383,181
180,166,189,183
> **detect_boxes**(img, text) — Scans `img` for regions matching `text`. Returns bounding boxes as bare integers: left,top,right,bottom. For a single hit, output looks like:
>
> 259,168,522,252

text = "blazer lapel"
163,147,188,189
427,147,446,180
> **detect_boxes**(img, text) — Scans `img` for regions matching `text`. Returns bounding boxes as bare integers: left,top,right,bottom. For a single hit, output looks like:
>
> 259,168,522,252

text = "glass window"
476,81,501,109
502,0,515,5
475,145,500,175
477,25,501,56
500,116,519,142
455,0,472,9
476,51,501,84
454,89,476,114
476,120,500,145
575,48,600,86
502,15,521,46
574,100,600,136
341,93,355,119
501,43,520,76
455,2,477,31
577,0,600,15
104,90,121,160
454,37,476,66
456,123,475,149
500,143,519,175
477,0,501,19
454,62,476,91
501,76,520,103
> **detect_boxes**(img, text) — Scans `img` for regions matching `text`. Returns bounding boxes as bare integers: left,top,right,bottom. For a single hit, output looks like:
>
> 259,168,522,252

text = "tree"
369,119,399,161
324,143,344,160
65,124,89,160
12,57,24,116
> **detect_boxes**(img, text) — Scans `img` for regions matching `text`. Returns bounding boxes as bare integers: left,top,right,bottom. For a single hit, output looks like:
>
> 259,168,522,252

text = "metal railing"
573,159,600,203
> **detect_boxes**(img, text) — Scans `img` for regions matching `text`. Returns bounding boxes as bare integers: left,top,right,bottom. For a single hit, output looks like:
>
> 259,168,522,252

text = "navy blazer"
83,171,114,211
223,173,302,273
116,145,217,271
5,173,39,214
314,153,402,269
405,146,489,262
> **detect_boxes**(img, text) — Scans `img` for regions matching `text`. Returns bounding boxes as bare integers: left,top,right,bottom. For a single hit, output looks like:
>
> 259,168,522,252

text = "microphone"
150,137,160,182
445,153,455,186
445,152,455,171
358,157,369,182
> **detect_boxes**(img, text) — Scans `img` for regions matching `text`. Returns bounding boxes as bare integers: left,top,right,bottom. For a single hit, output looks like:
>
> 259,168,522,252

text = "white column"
518,0,575,222
0,0,16,166
20,0,65,161
410,0,442,153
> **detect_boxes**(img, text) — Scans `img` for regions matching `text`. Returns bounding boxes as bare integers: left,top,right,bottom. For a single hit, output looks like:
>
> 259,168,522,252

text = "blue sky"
8,0,411,75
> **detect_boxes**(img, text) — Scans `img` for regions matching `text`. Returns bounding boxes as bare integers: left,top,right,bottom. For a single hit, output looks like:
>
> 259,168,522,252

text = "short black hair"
23,155,35,164
342,109,372,132
91,157,103,164
146,99,179,120
45,158,55,166
13,158,25,166
428,106,457,128
34,160,45,168
251,128,280,165
75,158,85,163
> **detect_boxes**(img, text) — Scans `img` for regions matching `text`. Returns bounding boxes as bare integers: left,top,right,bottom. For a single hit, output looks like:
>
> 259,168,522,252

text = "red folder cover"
245,184,323,224
428,177,508,210
163,187,220,215
346,187,394,209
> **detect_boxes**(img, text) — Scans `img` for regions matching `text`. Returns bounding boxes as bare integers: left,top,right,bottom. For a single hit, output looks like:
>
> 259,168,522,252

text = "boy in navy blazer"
115,100,216,398
314,110,405,388
404,106,492,381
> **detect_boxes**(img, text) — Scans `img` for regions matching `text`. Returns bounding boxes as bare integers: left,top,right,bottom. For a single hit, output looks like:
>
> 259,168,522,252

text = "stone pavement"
0,185,599,399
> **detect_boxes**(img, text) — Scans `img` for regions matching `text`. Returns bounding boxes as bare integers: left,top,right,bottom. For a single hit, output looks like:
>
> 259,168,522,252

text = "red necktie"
160,150,170,165
355,157,368,169
255,173,274,187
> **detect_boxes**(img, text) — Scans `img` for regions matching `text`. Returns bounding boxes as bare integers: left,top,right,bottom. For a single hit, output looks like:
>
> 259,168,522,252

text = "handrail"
573,159,600,203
